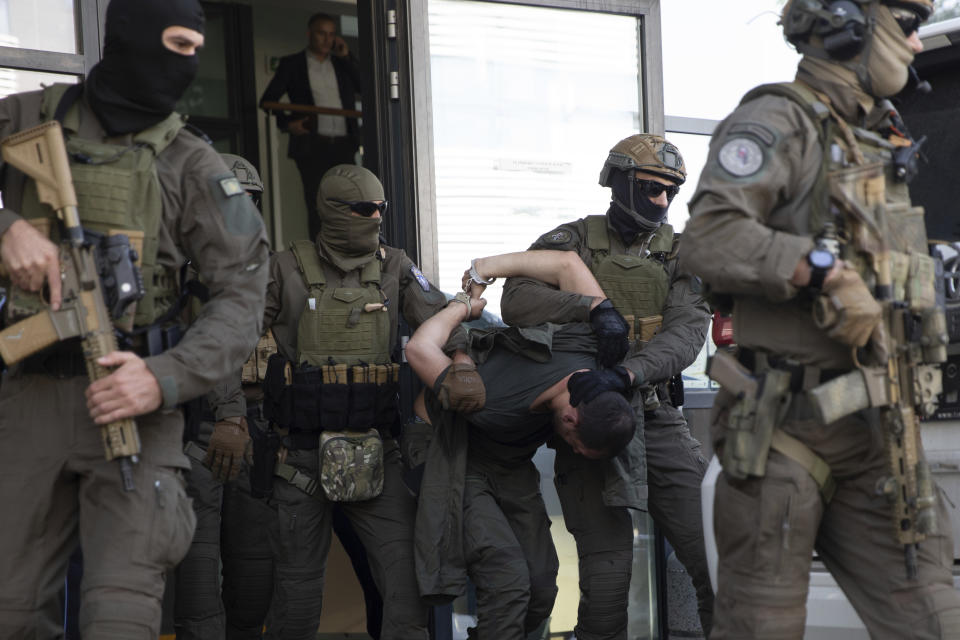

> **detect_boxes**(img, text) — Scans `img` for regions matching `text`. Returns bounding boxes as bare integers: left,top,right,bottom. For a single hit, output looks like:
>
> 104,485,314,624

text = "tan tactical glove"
437,362,486,413
203,416,250,483
813,268,882,347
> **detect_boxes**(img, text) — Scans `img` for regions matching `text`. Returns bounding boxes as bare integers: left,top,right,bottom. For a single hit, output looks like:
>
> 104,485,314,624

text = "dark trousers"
291,136,358,240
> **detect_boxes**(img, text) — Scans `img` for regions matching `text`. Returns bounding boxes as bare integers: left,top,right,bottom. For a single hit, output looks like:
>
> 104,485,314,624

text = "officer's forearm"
406,303,468,388
501,276,594,326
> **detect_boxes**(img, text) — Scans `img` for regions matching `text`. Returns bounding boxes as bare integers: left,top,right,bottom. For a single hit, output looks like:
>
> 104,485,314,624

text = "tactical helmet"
599,134,686,187
782,0,932,60
220,153,263,193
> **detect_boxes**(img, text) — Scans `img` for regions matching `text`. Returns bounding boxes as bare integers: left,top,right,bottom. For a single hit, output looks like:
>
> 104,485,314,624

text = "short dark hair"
576,391,636,459
308,13,336,29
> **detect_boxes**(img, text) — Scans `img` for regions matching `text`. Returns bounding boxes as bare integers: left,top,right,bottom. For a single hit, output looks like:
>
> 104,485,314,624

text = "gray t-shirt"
467,347,593,463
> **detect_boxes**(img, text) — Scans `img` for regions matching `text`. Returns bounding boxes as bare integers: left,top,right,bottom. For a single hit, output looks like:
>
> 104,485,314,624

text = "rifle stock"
0,122,141,490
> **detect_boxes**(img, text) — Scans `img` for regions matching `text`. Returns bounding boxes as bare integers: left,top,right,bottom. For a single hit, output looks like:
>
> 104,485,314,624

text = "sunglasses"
889,6,922,36
328,198,389,217
635,179,680,202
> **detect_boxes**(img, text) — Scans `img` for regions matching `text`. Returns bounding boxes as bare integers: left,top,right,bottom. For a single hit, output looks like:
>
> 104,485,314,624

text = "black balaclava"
608,169,669,245
86,0,205,136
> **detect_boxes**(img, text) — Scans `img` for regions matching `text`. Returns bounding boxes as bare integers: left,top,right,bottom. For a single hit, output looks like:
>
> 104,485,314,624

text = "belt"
737,347,846,393
312,134,350,144
20,346,87,378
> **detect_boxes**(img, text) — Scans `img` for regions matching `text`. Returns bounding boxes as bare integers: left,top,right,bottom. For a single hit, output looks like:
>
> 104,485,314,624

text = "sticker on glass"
718,137,765,178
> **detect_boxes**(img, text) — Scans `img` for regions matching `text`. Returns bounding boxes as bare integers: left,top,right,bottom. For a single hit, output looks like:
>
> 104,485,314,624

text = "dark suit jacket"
259,50,362,158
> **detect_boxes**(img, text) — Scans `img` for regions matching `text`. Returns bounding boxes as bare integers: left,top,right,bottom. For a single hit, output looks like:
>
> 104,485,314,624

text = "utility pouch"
318,428,384,502
249,424,282,499
709,352,791,480
807,366,888,425
374,363,401,429
263,354,294,428
348,365,378,431
622,314,663,345
291,365,323,432
320,364,350,431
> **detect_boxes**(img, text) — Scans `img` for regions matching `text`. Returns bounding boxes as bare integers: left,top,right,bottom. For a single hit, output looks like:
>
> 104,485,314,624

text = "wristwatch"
807,247,835,290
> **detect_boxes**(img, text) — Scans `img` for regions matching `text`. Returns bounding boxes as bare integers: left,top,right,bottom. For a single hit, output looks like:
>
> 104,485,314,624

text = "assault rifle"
816,168,947,579
0,122,143,491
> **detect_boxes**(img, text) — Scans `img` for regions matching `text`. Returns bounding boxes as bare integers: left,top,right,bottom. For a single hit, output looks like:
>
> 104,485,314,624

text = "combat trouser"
175,413,277,640
554,401,712,640
462,455,560,640
265,440,427,640
0,370,195,640
711,388,960,639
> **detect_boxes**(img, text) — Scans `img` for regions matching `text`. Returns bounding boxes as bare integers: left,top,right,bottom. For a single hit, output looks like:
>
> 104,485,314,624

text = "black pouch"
374,364,400,430
291,365,323,432
249,424,281,499
263,354,293,428
348,364,378,430
668,373,685,408
320,364,350,431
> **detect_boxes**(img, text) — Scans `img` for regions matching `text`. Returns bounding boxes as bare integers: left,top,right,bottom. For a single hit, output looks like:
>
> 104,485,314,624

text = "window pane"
662,131,711,233
429,0,642,317
931,0,960,23
661,1,800,121
0,0,77,54
0,68,77,100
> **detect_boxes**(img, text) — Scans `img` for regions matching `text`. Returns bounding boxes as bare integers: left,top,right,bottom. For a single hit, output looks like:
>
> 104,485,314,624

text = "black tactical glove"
589,299,630,368
568,366,632,406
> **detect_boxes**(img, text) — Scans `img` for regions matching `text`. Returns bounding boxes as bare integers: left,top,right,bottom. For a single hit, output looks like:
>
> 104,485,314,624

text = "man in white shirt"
260,13,362,239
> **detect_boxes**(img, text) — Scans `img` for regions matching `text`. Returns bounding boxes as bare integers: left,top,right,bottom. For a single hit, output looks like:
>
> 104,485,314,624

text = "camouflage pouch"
318,428,384,502
722,368,792,480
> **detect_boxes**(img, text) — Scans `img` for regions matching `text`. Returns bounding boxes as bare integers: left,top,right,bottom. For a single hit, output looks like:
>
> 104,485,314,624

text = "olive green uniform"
0,89,269,639
682,68,960,638
262,242,455,640
501,217,713,638
175,379,278,640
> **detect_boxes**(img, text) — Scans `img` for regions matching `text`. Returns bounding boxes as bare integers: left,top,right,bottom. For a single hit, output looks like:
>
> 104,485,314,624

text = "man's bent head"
555,390,635,460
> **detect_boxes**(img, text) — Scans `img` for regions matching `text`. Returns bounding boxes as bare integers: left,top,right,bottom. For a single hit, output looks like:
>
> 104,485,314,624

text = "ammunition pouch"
318,428,384,502
261,353,400,443
249,423,281,499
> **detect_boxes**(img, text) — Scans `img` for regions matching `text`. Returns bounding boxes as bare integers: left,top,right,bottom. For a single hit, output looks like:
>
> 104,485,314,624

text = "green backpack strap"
133,112,186,156
359,254,382,285
584,215,610,253
649,223,674,254
39,84,80,132
290,240,326,292
740,81,834,233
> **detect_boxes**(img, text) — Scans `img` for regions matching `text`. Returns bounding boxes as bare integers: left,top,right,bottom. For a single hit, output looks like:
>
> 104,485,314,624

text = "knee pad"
576,552,632,638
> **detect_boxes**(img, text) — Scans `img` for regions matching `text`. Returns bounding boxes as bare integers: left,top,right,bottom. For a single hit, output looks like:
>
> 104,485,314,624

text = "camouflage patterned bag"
318,428,384,502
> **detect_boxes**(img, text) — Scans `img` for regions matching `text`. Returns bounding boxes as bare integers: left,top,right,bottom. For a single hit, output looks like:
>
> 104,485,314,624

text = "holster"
711,352,792,480
249,423,281,498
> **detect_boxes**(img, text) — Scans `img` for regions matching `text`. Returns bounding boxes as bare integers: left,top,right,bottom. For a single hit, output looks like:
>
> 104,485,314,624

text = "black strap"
53,83,84,125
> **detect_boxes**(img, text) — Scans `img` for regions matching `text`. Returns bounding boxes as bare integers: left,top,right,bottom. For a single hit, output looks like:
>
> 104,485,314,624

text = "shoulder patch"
219,176,245,197
717,137,765,178
410,265,430,291
544,229,572,245
208,173,262,235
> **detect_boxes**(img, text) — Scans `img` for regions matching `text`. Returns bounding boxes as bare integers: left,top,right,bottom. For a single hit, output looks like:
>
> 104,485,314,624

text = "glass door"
410,0,665,637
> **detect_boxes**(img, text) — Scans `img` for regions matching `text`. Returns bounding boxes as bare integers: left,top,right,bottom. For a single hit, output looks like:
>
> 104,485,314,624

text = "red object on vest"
712,312,734,347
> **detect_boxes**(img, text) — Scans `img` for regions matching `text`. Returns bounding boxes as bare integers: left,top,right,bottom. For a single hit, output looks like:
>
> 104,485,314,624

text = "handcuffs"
464,259,496,289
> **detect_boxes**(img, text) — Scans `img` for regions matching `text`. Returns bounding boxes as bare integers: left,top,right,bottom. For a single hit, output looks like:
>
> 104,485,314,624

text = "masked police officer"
682,1,960,637
175,153,277,640
258,164,463,639
0,0,269,638
501,135,713,638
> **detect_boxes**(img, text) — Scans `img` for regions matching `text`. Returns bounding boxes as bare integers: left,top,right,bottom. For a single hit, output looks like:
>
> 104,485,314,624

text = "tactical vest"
742,83,936,314
290,240,391,367
17,83,183,327
584,215,673,338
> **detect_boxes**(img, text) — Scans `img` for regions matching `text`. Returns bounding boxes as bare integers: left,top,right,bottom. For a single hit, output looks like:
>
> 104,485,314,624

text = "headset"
783,0,871,60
